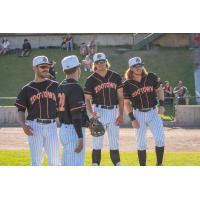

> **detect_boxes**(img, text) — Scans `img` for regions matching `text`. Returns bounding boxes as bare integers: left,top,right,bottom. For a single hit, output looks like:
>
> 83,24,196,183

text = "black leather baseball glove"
88,117,105,137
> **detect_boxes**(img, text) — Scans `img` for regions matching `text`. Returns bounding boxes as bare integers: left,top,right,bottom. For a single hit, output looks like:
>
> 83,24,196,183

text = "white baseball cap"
128,57,144,67
93,53,107,63
61,55,80,71
33,55,50,67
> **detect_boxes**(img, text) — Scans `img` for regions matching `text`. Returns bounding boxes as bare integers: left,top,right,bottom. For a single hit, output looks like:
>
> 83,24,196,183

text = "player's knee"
92,149,101,165
137,144,147,151
110,150,120,166
155,137,165,147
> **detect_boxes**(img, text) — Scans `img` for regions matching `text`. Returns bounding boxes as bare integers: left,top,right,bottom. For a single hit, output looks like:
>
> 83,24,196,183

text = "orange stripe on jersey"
27,86,42,118
129,82,144,109
15,102,26,109
117,84,123,89
144,76,150,108
108,72,113,106
70,105,86,112
46,82,54,118
93,75,106,105
84,90,92,94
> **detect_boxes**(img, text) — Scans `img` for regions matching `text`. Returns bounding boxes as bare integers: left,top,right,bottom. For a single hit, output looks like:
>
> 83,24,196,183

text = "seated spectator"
20,39,31,57
163,81,173,104
80,42,88,57
173,80,189,105
48,60,57,80
61,34,73,51
0,38,10,55
87,40,97,55
82,55,93,72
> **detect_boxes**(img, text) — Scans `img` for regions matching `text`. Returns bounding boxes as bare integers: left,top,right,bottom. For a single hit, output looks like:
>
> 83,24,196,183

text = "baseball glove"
88,117,105,137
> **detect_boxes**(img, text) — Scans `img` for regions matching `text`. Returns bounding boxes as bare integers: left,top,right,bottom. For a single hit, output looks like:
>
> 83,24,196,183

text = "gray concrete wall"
175,105,200,127
0,34,134,49
0,106,19,126
1,106,200,127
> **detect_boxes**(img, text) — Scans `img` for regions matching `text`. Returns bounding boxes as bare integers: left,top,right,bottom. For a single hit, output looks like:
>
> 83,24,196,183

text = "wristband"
159,100,164,106
128,112,136,121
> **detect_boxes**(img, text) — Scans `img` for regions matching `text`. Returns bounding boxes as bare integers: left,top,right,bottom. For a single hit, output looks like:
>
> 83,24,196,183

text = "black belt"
36,119,56,124
96,105,118,109
135,106,156,112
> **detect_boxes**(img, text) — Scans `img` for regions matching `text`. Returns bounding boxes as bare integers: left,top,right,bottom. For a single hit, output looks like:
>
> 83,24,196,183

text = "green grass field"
0,150,199,166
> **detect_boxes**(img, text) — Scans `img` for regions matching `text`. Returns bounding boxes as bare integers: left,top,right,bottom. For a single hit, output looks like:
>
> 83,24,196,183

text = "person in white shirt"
0,38,10,55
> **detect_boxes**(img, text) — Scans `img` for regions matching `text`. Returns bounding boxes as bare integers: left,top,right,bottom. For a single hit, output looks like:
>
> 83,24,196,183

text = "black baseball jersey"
57,79,88,126
15,79,58,120
123,72,160,109
84,70,123,106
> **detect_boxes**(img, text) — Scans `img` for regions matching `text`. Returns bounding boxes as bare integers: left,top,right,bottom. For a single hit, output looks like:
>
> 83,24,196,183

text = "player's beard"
37,70,49,79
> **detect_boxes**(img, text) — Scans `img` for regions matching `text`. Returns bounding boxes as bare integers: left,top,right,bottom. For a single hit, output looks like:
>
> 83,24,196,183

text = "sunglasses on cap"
95,60,106,64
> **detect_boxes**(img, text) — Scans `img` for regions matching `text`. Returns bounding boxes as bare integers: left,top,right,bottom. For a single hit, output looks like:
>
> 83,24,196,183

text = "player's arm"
115,87,124,125
124,99,140,129
152,73,165,115
123,82,139,128
15,88,33,136
155,84,165,115
18,111,33,136
69,87,86,153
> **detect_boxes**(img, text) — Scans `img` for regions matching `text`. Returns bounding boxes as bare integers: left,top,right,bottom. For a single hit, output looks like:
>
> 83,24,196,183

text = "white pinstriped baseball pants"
92,105,119,150
59,124,86,166
133,107,165,150
26,120,60,166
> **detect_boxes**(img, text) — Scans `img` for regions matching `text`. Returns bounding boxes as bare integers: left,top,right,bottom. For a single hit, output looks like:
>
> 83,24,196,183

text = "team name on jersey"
131,86,154,97
95,82,117,93
30,91,56,104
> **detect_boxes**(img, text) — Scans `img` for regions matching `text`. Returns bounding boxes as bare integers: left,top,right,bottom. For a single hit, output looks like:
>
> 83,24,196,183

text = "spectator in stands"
87,40,97,56
80,42,88,57
0,38,10,55
163,81,173,104
173,80,189,105
60,34,73,50
48,60,57,80
82,55,93,72
20,39,31,57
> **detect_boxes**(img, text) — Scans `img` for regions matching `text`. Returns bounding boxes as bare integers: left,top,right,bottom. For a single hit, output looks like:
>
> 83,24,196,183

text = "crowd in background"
162,80,189,105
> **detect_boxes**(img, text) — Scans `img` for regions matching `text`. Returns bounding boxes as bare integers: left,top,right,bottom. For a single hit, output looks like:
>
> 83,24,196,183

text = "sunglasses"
38,65,50,69
95,60,106,64
131,64,143,68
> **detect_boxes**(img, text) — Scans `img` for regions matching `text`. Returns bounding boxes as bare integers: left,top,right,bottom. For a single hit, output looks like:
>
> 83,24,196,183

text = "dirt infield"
0,127,200,152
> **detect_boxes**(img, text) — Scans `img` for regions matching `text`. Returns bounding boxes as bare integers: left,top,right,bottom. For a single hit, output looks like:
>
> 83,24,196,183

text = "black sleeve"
123,81,131,100
84,78,93,95
68,85,85,138
15,87,28,112
150,73,161,89
116,74,123,89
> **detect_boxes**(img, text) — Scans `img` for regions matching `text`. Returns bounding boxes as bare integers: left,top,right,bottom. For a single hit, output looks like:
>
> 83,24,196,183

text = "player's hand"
74,138,83,153
22,124,33,136
115,114,123,126
158,106,165,115
91,112,98,119
131,120,140,129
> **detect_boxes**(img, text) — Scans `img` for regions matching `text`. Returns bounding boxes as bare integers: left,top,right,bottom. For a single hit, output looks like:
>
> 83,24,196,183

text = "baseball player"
15,55,60,166
84,52,124,166
58,55,88,166
123,57,165,166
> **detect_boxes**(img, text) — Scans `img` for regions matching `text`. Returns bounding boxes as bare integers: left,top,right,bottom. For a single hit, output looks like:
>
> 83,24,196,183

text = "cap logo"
136,58,140,63
97,54,102,59
43,57,47,62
